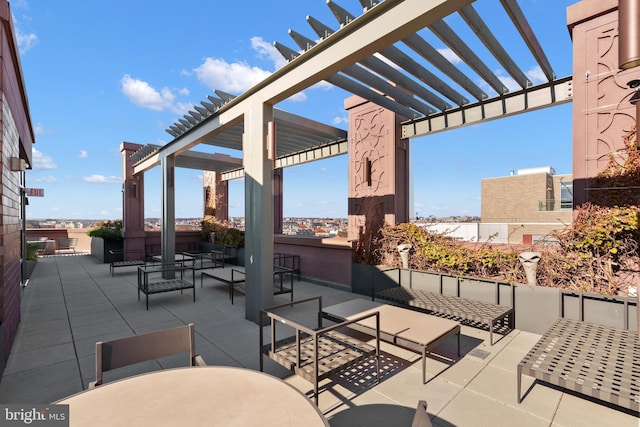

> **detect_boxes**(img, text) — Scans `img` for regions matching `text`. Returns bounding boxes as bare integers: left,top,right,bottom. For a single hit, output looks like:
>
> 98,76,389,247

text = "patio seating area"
0,254,638,426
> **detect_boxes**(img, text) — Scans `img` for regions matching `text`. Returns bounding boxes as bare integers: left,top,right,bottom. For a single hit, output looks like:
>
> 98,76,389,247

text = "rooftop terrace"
1,254,637,426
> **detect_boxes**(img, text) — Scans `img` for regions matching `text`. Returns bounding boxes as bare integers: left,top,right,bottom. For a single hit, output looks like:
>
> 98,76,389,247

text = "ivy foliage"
357,127,640,295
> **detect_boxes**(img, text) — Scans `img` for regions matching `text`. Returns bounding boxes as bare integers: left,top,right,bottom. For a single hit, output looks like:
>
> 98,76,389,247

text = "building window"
560,182,573,209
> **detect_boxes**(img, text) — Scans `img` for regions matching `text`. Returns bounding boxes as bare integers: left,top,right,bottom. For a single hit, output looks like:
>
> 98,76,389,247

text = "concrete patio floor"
0,255,637,426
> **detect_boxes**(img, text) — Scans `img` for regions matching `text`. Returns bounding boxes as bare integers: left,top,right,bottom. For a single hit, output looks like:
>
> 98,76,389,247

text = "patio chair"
89,323,206,388
411,400,432,427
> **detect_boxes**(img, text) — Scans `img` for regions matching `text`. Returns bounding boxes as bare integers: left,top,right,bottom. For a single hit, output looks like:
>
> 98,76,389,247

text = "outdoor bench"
182,250,225,270
274,253,301,280
137,264,195,310
260,296,380,404
201,265,294,304
518,317,639,412
373,273,513,345
109,249,146,276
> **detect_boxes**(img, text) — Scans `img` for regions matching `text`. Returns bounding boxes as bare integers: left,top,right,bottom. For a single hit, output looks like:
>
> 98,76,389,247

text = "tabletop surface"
57,366,329,427
324,299,459,344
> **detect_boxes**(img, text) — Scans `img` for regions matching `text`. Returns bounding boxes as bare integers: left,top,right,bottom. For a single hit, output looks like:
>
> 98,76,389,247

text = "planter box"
199,242,245,267
90,237,123,263
358,264,638,334
22,260,36,280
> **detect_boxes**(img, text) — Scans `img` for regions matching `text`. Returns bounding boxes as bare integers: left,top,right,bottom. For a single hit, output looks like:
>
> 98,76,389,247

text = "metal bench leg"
490,322,494,346
517,365,522,403
422,346,427,384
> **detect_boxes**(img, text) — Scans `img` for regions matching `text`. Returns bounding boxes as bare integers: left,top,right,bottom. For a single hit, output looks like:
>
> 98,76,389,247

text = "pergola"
130,0,572,322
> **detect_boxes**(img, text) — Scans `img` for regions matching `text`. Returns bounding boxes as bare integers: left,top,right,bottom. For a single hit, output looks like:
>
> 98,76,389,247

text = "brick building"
481,167,573,244
0,1,35,374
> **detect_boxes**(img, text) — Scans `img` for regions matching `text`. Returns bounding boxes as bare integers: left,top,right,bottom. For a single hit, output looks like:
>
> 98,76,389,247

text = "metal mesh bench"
260,297,380,404
137,264,196,310
201,266,294,304
517,318,640,412
182,251,225,270
110,249,146,276
375,286,513,345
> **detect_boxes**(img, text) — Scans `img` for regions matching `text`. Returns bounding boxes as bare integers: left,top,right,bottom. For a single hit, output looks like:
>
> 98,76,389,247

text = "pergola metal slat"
289,27,441,111
215,90,235,103
402,32,486,102
359,55,452,110
307,15,336,40
342,63,435,115
326,0,356,27
458,4,529,88
430,19,507,94
323,0,457,111
327,72,419,118
273,109,347,140
274,40,420,119
201,100,217,113
500,0,555,81
378,44,456,110
206,95,223,108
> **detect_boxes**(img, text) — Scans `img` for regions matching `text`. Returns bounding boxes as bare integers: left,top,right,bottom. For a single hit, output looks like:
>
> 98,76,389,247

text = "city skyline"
20,0,574,220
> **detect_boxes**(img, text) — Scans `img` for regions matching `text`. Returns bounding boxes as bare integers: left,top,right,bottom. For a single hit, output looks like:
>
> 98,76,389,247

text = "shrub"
26,243,39,261
200,219,244,247
87,220,123,241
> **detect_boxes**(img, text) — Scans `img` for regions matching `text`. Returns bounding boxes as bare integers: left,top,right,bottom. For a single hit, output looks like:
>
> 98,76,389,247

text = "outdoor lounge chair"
260,297,380,405
89,323,206,388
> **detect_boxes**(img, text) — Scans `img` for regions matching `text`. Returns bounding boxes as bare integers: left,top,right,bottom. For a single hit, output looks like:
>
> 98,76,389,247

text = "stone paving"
1,255,637,426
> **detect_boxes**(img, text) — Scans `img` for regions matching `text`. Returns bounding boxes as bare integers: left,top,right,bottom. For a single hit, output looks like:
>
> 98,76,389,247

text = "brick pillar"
345,95,409,242
567,0,640,342
203,171,228,224
568,0,640,206
120,142,146,257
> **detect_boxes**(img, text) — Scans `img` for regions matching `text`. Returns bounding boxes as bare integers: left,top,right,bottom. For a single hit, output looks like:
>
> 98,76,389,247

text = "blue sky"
17,0,576,220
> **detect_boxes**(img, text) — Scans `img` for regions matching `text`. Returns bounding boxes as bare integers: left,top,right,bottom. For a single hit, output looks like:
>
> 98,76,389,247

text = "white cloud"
50,206,59,212
526,65,546,85
495,70,522,92
120,74,176,111
194,57,271,94
16,29,37,54
12,13,37,54
33,123,44,135
287,92,307,102
82,174,120,184
31,175,56,183
438,48,461,64
373,53,401,69
78,150,88,158
251,36,287,69
332,116,348,125
31,148,56,170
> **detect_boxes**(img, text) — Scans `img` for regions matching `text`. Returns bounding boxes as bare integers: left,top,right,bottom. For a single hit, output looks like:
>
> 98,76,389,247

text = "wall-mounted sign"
26,188,44,197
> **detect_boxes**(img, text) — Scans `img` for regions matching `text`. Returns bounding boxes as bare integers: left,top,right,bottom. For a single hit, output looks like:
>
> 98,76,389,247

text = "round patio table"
56,366,329,427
